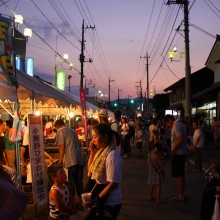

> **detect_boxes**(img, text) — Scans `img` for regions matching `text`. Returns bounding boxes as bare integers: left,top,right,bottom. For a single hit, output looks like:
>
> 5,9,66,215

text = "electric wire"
164,59,180,79
139,0,156,57
0,0,10,8
160,5,181,57
203,0,220,18
57,0,81,38
77,1,113,79
207,0,220,13
190,23,216,38
30,0,80,50
140,4,180,88
146,2,164,53
48,0,81,42
73,0,137,99
137,0,156,81
14,0,19,10
78,0,91,26
74,1,121,97
150,5,178,64
74,1,108,75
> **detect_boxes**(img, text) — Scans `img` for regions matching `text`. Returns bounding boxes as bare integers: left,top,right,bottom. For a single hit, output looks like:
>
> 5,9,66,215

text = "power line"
139,0,157,57
164,59,180,79
203,0,220,18
30,0,80,50
207,0,220,13
190,23,216,38
57,0,81,38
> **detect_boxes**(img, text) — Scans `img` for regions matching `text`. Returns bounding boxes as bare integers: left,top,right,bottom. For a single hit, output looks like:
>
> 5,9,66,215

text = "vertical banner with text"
28,114,48,206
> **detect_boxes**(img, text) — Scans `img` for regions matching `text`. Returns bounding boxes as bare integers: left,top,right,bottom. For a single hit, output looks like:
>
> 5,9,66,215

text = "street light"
168,47,185,62
14,15,23,28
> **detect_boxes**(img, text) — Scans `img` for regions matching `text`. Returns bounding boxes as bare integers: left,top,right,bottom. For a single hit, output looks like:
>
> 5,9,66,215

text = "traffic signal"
113,102,118,107
130,99,135,104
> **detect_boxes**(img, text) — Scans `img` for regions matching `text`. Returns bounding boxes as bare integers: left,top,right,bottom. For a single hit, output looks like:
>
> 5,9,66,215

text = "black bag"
83,177,109,220
84,176,108,200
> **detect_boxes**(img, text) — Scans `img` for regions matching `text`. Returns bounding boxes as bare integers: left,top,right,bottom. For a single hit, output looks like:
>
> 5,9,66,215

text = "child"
135,124,143,158
147,143,163,203
48,165,77,220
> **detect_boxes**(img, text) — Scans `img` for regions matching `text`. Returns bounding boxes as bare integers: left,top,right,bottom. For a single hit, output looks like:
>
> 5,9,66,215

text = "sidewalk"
188,145,220,172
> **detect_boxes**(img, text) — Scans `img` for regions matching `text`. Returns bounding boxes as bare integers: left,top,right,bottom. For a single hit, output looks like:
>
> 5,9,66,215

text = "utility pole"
108,77,115,104
80,19,95,89
140,53,150,118
184,0,191,126
118,89,122,106
167,0,191,126
68,75,72,93
135,80,143,116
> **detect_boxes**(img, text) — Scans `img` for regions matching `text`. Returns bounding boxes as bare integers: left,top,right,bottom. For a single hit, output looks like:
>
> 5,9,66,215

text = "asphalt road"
23,143,219,219
71,143,220,220
118,148,205,220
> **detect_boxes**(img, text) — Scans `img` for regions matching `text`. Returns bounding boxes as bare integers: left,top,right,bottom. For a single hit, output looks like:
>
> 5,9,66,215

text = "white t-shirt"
193,128,204,148
105,150,123,206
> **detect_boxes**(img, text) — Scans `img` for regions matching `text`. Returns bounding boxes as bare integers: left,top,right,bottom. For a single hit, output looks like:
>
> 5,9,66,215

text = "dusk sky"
0,0,220,100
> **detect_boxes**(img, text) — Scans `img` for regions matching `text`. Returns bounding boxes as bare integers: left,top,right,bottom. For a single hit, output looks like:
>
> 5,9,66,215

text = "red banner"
80,88,86,106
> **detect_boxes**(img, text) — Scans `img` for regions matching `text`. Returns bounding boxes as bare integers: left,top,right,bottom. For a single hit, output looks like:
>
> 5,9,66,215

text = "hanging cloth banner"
79,88,88,138
80,88,86,106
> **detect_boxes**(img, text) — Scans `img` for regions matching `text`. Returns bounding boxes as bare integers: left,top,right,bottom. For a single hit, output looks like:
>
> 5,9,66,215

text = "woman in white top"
85,123,123,219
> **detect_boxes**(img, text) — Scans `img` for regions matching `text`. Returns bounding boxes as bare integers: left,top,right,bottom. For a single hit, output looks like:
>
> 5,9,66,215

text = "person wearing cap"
98,110,110,125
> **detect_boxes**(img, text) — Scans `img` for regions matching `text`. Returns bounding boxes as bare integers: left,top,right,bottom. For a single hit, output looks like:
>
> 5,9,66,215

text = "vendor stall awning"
0,75,17,102
16,70,81,108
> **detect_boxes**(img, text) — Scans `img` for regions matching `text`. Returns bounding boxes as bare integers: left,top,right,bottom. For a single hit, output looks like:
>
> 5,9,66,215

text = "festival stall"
0,70,83,118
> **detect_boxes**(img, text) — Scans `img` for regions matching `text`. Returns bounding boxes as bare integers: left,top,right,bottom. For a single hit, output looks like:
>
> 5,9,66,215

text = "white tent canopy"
0,75,17,102
16,70,81,108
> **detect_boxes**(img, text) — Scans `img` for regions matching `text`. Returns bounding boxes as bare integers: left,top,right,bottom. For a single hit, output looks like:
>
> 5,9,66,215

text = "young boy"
48,165,77,220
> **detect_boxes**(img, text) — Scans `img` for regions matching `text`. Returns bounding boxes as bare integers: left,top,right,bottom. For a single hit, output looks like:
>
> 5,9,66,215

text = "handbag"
83,176,109,219
84,176,108,200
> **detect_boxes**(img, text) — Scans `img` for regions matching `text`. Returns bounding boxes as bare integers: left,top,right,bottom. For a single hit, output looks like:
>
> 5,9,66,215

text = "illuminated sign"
26,57,34,76
16,56,25,71
55,71,66,91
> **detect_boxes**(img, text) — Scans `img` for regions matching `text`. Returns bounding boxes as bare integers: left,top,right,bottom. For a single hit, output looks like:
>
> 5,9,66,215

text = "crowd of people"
0,112,220,219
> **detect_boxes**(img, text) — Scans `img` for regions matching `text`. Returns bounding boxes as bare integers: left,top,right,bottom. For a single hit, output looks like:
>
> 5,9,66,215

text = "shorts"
171,154,186,177
136,142,143,149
